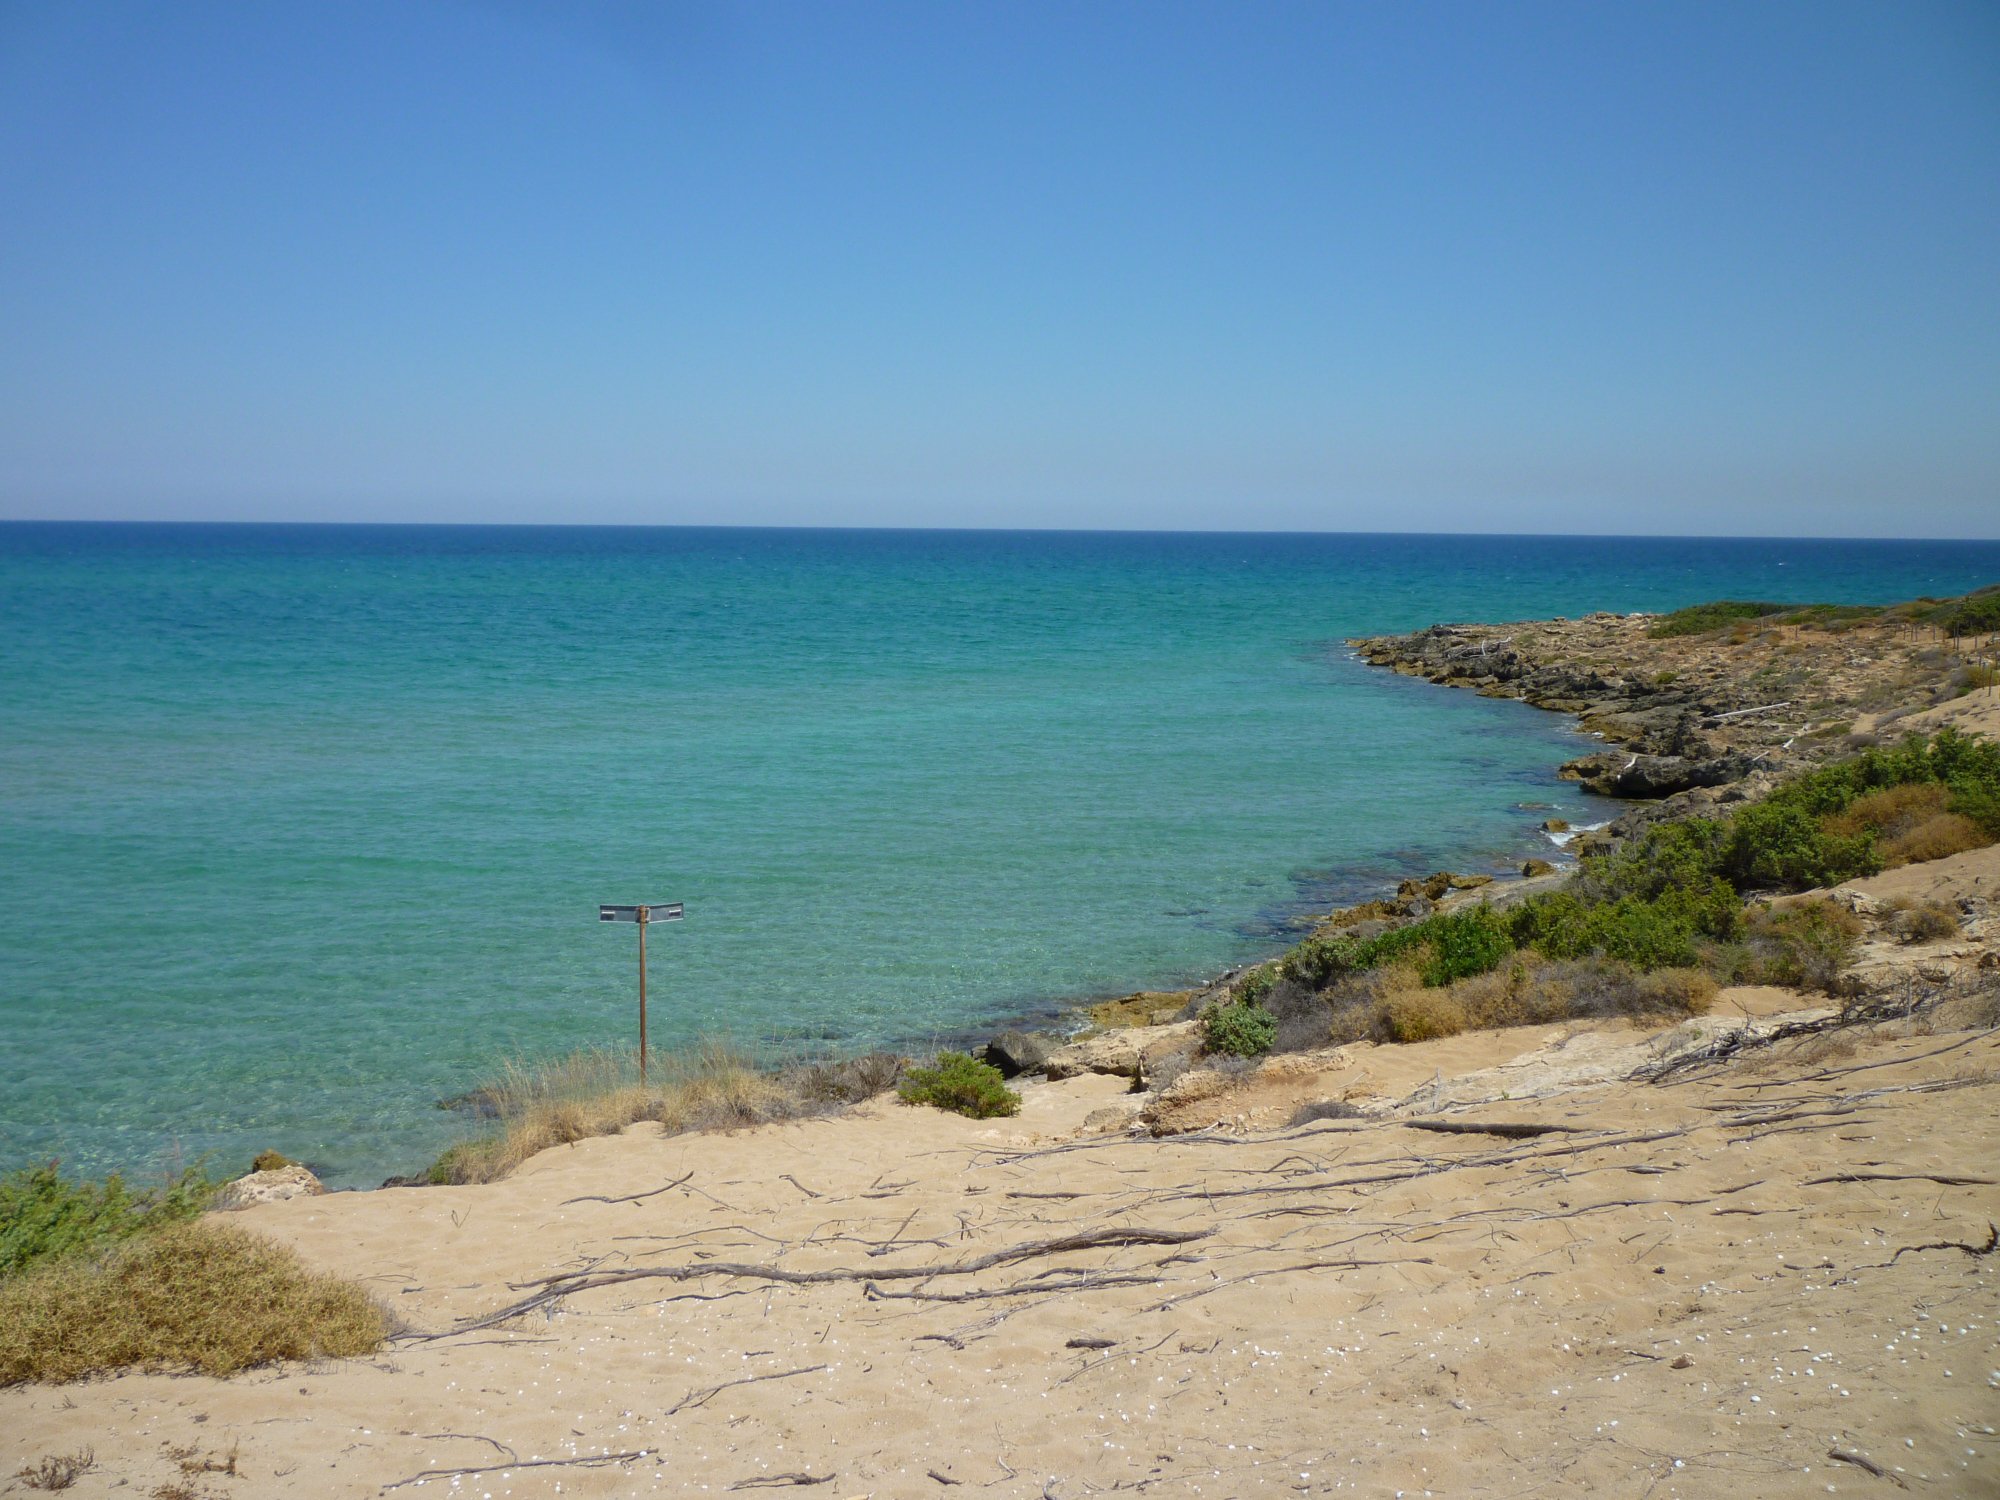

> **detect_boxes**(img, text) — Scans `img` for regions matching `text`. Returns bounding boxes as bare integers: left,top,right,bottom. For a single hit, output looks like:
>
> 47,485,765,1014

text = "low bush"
1203,999,1278,1058
1744,900,1864,994
896,1052,1020,1118
1823,781,1949,841
0,1222,386,1384
1932,588,2000,638
1883,813,1988,866
1721,801,1879,890
1377,990,1468,1042
1887,899,1960,944
0,1165,219,1279
1262,978,1335,1053
1648,601,1790,638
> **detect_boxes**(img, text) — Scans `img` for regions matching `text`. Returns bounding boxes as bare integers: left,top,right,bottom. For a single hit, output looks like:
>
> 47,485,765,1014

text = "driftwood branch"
383,1451,651,1490
730,1473,833,1489
1880,1221,1999,1266
405,1226,1210,1341
668,1363,828,1415
562,1171,693,1206
1826,1448,1906,1487
1401,1120,1587,1139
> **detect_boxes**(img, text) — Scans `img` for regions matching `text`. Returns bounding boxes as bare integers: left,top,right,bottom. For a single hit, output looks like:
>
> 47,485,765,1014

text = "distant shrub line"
1205,729,1997,1058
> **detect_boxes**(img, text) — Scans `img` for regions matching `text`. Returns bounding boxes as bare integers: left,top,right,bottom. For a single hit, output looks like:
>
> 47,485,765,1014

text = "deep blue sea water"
5,525,1998,1187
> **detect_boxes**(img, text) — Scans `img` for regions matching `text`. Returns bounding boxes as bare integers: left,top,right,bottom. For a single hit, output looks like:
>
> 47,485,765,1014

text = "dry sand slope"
6,1006,1999,1499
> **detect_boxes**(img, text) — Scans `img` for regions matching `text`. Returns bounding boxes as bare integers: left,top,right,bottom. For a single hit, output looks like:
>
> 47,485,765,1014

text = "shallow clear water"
4,525,1997,1186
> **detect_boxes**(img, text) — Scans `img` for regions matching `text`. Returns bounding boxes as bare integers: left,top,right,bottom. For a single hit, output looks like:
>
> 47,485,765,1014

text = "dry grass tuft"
0,1222,386,1385
16,1450,94,1491
428,1040,905,1184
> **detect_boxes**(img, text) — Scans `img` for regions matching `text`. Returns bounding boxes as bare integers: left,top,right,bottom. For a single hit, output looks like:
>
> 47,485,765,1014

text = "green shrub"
1204,999,1278,1058
1721,802,1880,890
896,1052,1020,1119
1931,589,2000,638
1235,965,1278,1005
1415,904,1515,985
1280,935,1362,989
1648,601,1790,638
1510,878,1738,971
1573,818,1729,905
0,1165,219,1280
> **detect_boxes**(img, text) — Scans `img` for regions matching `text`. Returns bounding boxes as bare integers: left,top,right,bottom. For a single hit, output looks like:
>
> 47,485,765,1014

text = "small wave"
1546,818,1612,850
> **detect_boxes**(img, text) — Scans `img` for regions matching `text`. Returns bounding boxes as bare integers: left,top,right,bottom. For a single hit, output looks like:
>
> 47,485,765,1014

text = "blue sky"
1,1,1995,535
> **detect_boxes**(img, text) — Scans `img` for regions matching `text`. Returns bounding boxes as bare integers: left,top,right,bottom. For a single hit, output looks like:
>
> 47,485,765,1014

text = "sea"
5,525,1998,1188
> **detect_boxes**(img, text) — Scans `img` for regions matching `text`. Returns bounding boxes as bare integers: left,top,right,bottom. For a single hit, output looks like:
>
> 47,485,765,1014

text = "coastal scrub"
896,1052,1021,1118
0,1221,386,1384
0,1163,219,1278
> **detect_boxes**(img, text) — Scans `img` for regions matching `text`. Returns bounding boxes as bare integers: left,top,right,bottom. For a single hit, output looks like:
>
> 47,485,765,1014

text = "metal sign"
599,898,683,1086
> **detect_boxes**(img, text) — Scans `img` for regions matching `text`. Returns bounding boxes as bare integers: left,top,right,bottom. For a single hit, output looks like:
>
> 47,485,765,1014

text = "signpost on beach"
598,902,683,1086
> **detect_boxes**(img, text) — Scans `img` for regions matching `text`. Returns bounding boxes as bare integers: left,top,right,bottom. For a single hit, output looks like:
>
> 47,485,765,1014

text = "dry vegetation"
1826,782,1989,866
424,1040,905,1184
0,1222,386,1385
1259,951,1720,1052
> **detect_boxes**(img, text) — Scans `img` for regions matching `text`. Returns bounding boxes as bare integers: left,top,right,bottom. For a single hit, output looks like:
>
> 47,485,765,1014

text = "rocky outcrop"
1557,750,1761,799
983,1031,1054,1078
213,1162,325,1210
1043,1021,1201,1081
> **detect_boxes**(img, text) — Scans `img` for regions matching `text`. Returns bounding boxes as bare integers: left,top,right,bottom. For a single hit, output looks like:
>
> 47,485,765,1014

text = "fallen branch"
408,1226,1210,1340
1803,1172,1996,1188
1149,1256,1435,1311
1881,1221,1999,1266
383,1451,651,1490
1826,1448,1905,1487
562,1171,693,1207
1401,1120,1587,1139
730,1474,833,1489
668,1364,828,1416
864,1272,1159,1304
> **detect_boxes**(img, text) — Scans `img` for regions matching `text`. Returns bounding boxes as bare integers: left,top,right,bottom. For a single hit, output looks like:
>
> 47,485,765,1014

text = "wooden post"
637,906,649,1087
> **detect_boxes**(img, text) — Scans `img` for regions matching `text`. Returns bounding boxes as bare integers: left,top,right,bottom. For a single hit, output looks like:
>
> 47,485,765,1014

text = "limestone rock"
213,1163,325,1211
1043,1021,1200,1081
1081,1105,1139,1134
1521,857,1557,878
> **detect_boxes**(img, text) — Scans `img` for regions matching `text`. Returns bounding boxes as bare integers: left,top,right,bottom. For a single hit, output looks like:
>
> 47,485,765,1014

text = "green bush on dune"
897,1051,1021,1118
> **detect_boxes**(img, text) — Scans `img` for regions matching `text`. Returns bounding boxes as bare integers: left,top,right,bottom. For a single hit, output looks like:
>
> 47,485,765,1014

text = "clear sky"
1,1,1995,535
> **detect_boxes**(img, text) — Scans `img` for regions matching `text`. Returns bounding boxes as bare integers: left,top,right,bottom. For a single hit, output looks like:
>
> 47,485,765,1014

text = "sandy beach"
6,914,1997,1495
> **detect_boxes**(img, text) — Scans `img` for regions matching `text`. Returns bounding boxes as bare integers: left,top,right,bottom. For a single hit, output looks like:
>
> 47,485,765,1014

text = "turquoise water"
5,525,1998,1187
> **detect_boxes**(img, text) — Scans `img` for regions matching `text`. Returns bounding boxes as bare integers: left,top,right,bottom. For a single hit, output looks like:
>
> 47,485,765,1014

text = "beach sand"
6,984,1997,1498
